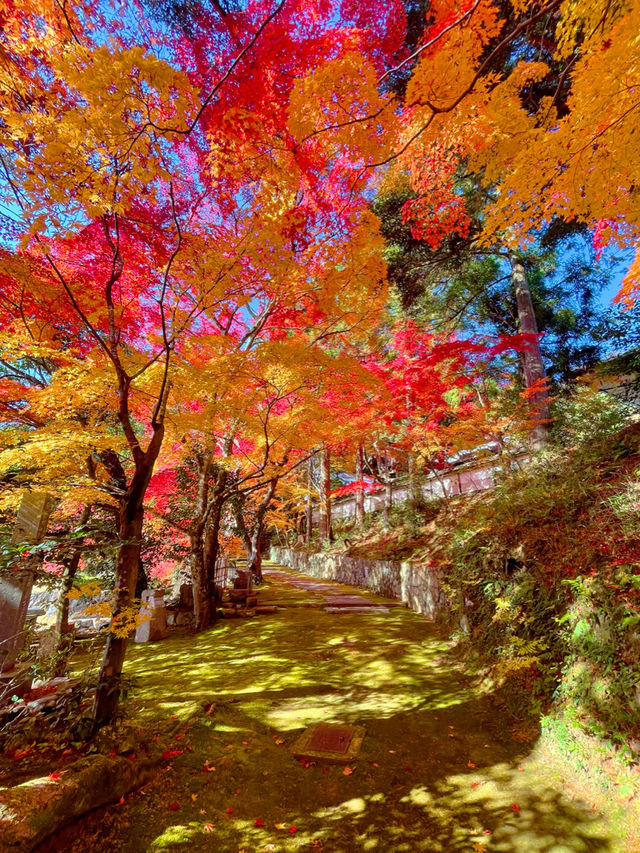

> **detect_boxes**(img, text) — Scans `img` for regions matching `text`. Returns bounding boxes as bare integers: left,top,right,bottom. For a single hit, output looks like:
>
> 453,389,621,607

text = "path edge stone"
270,547,451,622
0,749,159,852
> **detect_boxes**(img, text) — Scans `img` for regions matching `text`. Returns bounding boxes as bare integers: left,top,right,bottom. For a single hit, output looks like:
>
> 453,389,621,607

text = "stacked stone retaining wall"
269,547,449,621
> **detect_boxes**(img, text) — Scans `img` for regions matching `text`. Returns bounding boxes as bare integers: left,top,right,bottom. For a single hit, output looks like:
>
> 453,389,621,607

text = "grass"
36,564,639,852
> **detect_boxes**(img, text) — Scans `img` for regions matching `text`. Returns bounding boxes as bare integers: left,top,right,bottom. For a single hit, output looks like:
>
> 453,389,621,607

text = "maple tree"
353,321,526,516
0,0,633,737
359,0,640,446
389,0,640,306
0,0,402,725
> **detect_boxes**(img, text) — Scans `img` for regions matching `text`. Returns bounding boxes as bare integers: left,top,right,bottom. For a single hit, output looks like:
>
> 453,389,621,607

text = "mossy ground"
41,564,639,852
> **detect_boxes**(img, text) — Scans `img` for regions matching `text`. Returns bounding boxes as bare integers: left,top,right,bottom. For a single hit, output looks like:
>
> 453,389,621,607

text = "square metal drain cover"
291,723,365,765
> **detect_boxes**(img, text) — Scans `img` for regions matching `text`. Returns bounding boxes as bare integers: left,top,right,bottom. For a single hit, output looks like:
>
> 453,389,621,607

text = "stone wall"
270,547,449,622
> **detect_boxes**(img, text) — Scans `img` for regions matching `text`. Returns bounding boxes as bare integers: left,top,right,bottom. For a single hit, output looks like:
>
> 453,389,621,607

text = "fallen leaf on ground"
203,760,216,772
343,767,353,775
168,802,180,811
275,823,287,830
12,747,32,761
472,843,487,852
372,762,379,768
191,794,198,801
163,749,183,760
117,797,125,806
254,819,264,827
48,772,61,781
289,826,298,834
203,823,214,833
226,807,233,814
388,750,396,754
511,803,520,812
467,760,476,768
275,738,285,745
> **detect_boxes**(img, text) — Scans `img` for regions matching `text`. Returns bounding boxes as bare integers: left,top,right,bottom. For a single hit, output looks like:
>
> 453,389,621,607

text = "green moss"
39,567,639,853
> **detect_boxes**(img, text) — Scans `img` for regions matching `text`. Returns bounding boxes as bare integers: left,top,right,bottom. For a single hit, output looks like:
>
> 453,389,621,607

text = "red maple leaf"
162,749,184,760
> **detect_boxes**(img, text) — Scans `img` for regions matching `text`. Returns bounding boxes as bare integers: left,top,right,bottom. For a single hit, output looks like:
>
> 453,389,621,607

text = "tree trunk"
135,557,148,600
231,478,278,582
383,480,393,528
510,252,551,448
93,421,165,730
93,505,145,729
305,455,314,546
55,505,92,648
188,451,219,633
232,493,253,558
203,492,226,619
250,479,278,581
355,444,365,527
248,531,263,582
318,447,332,543
190,525,211,632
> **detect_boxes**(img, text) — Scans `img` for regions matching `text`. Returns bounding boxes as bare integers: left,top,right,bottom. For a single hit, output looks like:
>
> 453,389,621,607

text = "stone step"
323,595,380,607
325,606,389,614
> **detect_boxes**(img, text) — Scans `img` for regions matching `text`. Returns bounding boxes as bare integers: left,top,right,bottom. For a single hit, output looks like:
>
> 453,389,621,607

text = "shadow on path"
39,564,622,852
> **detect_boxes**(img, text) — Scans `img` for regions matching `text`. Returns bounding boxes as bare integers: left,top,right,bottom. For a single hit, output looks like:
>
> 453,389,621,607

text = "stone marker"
292,723,365,765
179,583,194,610
134,589,167,643
0,492,53,672
11,492,54,546
36,626,58,662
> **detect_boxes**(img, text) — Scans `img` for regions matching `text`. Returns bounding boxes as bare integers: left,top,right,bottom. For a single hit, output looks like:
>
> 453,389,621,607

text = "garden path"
41,562,635,853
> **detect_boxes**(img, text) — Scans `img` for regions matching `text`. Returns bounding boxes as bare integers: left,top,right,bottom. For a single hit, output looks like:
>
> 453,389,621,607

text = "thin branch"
379,0,483,83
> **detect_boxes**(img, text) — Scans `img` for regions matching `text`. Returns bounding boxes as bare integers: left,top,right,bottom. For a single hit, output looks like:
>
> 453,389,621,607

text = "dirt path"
42,563,636,852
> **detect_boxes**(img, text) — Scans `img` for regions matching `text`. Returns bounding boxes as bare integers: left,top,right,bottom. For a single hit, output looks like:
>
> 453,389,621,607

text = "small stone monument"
179,583,194,610
135,589,167,643
36,626,59,662
0,492,54,672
